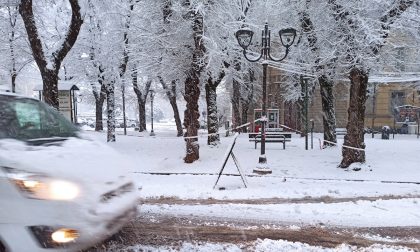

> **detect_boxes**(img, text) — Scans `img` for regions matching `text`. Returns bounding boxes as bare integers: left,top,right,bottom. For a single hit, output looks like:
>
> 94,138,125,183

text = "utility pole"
301,76,309,150
150,89,156,136
310,119,314,149
122,80,127,135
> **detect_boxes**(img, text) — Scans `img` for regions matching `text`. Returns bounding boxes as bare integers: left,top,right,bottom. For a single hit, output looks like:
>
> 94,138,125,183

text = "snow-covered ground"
110,240,416,252
85,123,420,250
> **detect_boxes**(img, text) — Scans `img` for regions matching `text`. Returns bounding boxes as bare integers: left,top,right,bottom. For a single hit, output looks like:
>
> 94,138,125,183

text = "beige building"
247,67,420,134
365,83,420,132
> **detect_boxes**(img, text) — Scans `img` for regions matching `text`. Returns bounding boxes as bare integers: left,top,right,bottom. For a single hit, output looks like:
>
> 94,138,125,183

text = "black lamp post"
149,89,156,136
301,76,311,150
122,81,127,135
235,22,296,174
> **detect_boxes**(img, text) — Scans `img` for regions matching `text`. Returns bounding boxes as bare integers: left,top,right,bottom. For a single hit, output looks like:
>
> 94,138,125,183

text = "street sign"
59,91,72,122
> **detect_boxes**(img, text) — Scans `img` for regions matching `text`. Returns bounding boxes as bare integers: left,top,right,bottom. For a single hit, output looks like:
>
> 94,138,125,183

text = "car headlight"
2,167,79,200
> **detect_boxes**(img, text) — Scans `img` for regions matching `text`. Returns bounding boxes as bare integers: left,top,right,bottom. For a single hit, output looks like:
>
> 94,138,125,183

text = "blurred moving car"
0,92,141,252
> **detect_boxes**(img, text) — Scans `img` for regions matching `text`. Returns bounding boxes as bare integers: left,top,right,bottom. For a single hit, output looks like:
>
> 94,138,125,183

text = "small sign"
59,91,71,109
213,133,248,189
58,91,72,121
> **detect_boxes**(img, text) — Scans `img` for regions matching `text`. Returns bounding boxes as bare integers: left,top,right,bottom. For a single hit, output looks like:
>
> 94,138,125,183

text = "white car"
0,92,141,252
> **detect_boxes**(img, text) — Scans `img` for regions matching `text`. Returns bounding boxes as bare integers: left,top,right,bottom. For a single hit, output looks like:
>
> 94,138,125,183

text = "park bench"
249,128,292,149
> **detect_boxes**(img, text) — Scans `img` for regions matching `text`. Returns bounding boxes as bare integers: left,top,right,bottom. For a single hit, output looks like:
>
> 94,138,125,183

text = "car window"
15,102,42,130
0,95,78,141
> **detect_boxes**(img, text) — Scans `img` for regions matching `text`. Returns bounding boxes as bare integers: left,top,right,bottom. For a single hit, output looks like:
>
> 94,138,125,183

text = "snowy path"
91,213,420,251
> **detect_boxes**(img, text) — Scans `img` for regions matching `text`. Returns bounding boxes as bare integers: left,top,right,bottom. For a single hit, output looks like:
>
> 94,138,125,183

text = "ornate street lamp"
235,22,296,175
149,89,156,136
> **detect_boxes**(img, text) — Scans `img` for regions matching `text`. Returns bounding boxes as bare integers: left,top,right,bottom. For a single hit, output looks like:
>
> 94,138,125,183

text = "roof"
33,82,79,91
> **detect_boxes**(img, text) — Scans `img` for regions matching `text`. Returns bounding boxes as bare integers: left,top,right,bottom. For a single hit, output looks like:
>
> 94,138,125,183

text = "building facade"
247,67,420,134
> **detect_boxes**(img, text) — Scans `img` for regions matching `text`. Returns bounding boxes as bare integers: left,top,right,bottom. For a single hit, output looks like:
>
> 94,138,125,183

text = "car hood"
0,136,138,191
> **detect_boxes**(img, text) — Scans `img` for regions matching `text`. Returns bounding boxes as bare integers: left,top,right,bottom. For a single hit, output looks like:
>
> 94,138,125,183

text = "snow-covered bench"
249,130,292,149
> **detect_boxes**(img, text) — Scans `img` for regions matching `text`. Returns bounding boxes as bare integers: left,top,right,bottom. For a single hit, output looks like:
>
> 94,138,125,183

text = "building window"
390,91,405,117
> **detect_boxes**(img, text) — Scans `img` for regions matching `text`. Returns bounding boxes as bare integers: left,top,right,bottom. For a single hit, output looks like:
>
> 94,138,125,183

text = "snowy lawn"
86,123,420,230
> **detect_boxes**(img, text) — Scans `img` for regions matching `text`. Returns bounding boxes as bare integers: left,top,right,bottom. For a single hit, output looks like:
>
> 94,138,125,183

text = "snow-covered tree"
324,0,416,168
130,0,185,136
182,1,204,163
73,0,135,141
298,0,338,146
19,0,83,109
0,5,33,93
271,0,417,166
132,70,152,132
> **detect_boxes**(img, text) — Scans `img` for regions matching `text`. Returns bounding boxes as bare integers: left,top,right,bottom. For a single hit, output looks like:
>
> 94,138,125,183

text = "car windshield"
0,95,78,141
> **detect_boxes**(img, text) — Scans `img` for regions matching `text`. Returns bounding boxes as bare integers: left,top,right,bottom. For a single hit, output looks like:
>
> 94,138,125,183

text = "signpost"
59,90,72,121
34,83,79,124
213,133,248,189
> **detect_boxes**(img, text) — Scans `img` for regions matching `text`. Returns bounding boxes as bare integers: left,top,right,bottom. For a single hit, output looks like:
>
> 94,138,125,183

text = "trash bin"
381,126,390,140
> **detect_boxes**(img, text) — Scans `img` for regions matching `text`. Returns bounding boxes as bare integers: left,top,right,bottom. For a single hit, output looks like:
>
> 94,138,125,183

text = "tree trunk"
183,6,204,163
319,75,337,147
93,73,106,131
106,82,116,142
138,102,147,132
241,103,249,131
9,35,17,93
205,79,219,145
232,78,241,130
170,108,183,136
8,7,18,93
159,78,183,137
19,0,83,109
95,92,105,131
169,100,183,137
339,68,368,168
160,2,183,137
132,69,150,132
41,69,60,109
184,73,200,163
11,73,17,93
